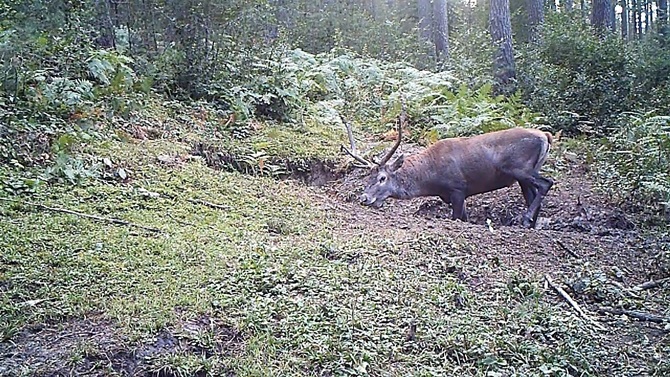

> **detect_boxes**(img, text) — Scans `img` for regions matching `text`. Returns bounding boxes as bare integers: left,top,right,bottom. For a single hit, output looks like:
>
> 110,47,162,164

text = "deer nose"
359,193,369,204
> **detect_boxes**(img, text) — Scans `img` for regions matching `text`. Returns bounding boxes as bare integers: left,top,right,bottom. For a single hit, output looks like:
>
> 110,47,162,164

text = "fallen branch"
188,198,229,211
0,197,162,233
555,239,580,259
545,274,607,331
597,308,669,323
632,277,670,291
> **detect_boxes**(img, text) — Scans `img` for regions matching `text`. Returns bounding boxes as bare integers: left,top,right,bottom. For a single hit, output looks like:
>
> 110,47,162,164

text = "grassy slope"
1,120,668,376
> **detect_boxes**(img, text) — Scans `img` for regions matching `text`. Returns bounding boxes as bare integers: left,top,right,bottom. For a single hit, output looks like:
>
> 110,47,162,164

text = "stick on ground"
555,239,580,258
632,277,670,291
188,198,229,210
0,197,162,233
545,274,607,331
597,307,669,323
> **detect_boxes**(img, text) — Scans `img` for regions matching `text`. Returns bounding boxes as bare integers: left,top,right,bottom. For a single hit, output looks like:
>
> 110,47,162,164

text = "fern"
595,112,670,208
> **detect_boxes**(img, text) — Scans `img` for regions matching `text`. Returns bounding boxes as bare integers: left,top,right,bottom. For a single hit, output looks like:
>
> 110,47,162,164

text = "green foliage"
280,1,435,69
594,112,670,209
413,83,542,139
518,13,670,134
87,50,136,93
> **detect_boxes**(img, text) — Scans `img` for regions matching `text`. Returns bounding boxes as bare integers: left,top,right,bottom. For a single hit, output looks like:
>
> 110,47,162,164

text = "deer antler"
378,102,407,166
340,115,375,168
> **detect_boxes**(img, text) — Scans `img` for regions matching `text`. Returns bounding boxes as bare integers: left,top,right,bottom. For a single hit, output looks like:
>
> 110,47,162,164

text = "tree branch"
632,277,670,291
597,307,669,323
0,197,162,233
545,274,607,331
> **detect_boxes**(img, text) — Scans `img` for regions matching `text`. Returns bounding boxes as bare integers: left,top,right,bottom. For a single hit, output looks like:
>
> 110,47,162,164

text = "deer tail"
544,132,554,145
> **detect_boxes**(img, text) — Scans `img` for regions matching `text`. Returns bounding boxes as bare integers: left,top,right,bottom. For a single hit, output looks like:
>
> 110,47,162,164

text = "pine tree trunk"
621,0,629,39
418,0,432,41
433,0,449,59
592,0,614,32
489,0,516,95
660,0,669,37
527,0,544,43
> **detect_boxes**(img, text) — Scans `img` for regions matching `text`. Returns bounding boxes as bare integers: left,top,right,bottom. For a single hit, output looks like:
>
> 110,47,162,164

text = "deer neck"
394,161,433,199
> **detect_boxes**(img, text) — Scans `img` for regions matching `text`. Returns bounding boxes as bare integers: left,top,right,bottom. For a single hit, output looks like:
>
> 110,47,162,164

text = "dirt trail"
314,164,667,292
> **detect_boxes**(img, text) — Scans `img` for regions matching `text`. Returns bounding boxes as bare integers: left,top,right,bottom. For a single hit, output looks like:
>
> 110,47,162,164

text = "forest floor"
0,116,669,376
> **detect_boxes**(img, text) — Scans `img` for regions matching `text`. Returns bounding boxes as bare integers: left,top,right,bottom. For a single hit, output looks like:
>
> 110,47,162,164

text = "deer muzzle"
359,194,384,208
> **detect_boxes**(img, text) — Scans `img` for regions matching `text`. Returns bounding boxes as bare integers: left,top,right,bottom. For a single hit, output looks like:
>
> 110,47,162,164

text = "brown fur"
360,127,554,228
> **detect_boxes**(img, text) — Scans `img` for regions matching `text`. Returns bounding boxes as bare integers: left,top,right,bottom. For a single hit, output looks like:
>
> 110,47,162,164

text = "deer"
341,109,554,228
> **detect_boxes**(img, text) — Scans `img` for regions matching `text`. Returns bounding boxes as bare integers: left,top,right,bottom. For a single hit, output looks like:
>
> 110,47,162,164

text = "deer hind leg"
518,181,537,207
520,174,553,228
449,191,468,222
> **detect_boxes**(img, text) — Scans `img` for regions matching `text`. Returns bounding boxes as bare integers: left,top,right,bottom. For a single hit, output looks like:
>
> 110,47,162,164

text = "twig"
0,197,162,233
597,307,669,323
187,198,229,210
555,239,580,259
545,274,607,331
632,277,670,291
166,213,197,227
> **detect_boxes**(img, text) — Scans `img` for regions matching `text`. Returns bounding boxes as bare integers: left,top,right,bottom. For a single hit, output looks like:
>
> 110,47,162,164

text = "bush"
594,112,670,212
518,12,670,135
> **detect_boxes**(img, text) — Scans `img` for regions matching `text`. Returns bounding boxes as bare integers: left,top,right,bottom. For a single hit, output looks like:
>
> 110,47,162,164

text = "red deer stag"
341,110,554,228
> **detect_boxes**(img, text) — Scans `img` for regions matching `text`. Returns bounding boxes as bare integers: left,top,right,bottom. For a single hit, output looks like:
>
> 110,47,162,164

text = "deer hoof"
521,216,535,229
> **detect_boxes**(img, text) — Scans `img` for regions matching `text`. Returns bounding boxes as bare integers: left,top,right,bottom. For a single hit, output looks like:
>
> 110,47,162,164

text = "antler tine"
378,102,406,166
339,114,375,168
340,145,375,168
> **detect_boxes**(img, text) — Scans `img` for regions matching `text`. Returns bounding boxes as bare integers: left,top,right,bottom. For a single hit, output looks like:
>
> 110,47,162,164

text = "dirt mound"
190,142,345,186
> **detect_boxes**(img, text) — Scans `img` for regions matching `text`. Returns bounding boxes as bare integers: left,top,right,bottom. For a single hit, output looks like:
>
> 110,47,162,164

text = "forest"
1,0,669,376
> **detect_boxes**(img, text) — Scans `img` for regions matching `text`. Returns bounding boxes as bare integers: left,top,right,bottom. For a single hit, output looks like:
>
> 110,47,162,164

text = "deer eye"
379,176,386,183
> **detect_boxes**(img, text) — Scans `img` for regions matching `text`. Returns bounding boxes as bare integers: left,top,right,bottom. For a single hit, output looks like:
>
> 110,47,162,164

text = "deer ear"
390,154,404,171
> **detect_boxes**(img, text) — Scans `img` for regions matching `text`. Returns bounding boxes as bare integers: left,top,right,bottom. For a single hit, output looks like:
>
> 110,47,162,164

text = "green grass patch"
1,138,666,376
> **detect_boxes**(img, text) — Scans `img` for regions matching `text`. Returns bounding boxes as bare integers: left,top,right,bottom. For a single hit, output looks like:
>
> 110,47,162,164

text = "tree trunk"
621,0,629,39
489,0,516,95
592,0,614,32
659,0,669,37
433,0,449,59
637,0,643,35
629,0,638,39
647,1,653,33
418,0,432,41
527,0,544,43
548,0,556,11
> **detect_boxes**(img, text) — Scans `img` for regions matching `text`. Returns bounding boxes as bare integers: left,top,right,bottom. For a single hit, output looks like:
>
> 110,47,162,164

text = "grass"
1,128,668,376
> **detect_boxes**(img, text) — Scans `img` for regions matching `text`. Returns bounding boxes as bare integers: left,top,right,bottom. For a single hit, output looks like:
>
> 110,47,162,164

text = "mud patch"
191,142,344,186
330,166,655,235
0,313,243,377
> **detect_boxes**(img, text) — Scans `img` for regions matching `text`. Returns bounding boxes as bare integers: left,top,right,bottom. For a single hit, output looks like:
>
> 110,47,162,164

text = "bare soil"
325,163,668,283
